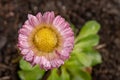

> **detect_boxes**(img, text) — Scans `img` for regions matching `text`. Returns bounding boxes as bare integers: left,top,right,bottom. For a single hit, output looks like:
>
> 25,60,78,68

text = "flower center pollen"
34,27,57,52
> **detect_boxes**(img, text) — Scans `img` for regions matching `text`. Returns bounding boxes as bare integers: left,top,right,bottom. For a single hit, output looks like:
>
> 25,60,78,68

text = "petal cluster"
18,11,74,70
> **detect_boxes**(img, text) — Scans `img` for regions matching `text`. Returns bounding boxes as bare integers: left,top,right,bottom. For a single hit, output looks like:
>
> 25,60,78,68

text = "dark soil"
0,0,120,80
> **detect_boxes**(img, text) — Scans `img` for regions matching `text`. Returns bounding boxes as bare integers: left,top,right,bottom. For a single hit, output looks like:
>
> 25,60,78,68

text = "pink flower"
18,11,74,70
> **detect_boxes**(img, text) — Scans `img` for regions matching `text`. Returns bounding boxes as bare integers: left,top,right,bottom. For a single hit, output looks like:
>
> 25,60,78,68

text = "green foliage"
18,59,45,80
75,20,100,42
71,69,91,80
75,34,99,49
19,59,33,71
18,20,102,80
60,67,70,80
47,69,60,80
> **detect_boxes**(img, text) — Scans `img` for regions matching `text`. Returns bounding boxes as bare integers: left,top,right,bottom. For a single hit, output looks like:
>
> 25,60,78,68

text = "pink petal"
53,16,65,28
18,34,28,39
53,16,61,25
32,56,41,65
18,37,27,43
22,25,33,31
63,33,74,39
24,20,30,25
21,49,29,55
61,28,72,34
24,50,34,62
39,56,51,70
58,22,69,32
56,49,70,60
18,28,30,36
64,37,74,44
50,59,64,68
43,11,55,24
61,28,73,36
18,40,29,48
36,12,43,24
28,14,39,27
63,37,74,51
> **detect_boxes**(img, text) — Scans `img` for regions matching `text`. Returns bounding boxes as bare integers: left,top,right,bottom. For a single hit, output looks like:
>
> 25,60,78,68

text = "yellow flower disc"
33,27,57,52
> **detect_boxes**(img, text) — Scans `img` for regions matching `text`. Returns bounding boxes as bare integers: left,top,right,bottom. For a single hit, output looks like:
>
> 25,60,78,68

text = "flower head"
18,11,74,70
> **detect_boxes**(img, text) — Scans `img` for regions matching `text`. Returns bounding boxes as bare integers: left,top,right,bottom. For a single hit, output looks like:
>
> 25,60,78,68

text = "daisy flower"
18,11,74,70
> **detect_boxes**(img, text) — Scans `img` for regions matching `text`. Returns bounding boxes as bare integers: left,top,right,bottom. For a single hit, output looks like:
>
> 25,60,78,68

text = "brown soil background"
0,0,120,80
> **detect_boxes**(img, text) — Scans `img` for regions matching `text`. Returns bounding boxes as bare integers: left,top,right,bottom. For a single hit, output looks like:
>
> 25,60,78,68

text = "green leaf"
76,52,92,67
83,49,102,66
75,34,99,49
72,70,91,80
64,52,84,69
92,51,102,66
67,66,91,80
72,48,102,67
76,20,100,42
20,59,33,71
18,65,45,80
47,69,61,80
61,67,70,80
64,52,90,76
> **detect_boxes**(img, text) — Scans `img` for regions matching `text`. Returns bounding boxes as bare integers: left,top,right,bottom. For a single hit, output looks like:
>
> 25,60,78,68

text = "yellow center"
33,27,57,52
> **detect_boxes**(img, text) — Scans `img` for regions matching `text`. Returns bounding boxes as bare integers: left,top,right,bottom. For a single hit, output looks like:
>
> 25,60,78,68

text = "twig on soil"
0,63,9,69
95,44,106,50
0,76,11,80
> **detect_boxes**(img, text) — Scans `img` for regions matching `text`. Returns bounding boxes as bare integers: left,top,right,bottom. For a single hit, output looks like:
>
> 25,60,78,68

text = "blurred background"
0,0,120,80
